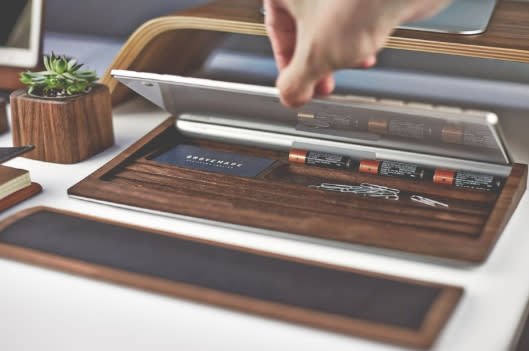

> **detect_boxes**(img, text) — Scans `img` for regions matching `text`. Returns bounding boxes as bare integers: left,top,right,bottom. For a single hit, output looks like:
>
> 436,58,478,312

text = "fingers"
315,74,335,95
264,0,296,70
265,0,381,108
264,0,357,107
265,0,319,107
277,52,377,107
361,55,377,69
276,53,323,108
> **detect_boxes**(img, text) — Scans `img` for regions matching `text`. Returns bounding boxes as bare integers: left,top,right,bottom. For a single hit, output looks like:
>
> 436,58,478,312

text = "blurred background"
41,0,529,85
44,0,211,38
42,0,212,77
40,0,529,165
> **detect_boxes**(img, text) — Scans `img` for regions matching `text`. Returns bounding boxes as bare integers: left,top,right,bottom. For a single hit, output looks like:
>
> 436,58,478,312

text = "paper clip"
309,183,400,200
410,195,449,208
360,183,400,195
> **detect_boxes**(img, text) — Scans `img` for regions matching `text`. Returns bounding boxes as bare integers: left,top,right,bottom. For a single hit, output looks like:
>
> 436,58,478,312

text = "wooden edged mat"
0,206,463,349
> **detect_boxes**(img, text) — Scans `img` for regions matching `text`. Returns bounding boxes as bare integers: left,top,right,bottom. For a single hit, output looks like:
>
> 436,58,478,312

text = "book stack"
0,146,42,212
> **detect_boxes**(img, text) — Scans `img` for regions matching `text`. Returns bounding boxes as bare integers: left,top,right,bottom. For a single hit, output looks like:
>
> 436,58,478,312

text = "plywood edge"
386,37,529,64
101,16,266,106
102,15,265,81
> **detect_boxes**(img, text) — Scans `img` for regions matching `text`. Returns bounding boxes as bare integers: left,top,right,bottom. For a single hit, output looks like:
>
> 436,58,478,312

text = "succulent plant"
20,52,98,98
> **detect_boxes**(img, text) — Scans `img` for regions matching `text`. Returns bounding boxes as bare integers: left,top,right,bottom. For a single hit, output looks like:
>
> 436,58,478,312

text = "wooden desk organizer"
69,0,528,263
68,116,527,263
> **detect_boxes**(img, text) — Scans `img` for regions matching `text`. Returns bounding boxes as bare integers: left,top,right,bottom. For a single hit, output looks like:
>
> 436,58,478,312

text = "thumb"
276,39,330,108
277,52,377,107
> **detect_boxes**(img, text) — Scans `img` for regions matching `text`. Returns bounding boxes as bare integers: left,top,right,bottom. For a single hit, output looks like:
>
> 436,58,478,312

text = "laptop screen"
399,0,497,34
0,0,33,49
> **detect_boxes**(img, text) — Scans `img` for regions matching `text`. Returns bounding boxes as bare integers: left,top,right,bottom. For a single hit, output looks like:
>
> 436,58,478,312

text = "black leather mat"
0,209,448,334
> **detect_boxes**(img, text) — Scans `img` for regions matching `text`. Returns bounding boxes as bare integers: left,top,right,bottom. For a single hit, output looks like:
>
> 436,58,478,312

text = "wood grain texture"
477,163,528,262
119,163,484,236
102,0,529,106
0,183,42,213
9,84,115,164
68,117,528,263
0,98,7,134
0,206,463,349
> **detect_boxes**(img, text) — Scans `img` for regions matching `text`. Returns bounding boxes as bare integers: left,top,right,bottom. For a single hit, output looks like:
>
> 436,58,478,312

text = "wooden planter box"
9,84,114,164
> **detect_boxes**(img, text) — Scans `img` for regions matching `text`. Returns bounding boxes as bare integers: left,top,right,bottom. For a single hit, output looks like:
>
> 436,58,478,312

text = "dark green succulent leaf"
71,63,83,72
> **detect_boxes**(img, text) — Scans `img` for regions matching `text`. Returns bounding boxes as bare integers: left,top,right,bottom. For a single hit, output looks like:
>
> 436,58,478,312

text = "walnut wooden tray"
68,117,528,263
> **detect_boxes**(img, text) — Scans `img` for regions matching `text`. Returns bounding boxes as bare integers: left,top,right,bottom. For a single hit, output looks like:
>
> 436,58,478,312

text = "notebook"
0,146,42,212
0,165,31,200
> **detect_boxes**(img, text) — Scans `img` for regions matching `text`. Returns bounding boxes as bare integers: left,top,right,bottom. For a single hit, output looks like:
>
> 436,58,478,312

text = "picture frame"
0,0,44,68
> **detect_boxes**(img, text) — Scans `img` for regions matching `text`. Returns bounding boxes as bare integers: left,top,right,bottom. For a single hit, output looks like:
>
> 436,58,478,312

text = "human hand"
264,0,453,107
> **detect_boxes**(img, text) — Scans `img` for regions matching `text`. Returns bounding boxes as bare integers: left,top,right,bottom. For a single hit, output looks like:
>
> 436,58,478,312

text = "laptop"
111,69,512,177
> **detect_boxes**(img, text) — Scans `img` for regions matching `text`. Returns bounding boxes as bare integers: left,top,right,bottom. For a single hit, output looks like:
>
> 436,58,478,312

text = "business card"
152,145,276,178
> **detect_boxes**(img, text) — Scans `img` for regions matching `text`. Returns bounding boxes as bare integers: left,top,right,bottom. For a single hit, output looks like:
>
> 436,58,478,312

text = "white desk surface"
0,95,527,351
3,33,529,349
